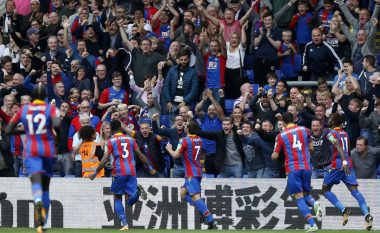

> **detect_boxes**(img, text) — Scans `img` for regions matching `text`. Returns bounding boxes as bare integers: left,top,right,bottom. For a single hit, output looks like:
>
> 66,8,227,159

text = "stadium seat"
275,70,283,80
224,99,235,116
160,114,171,128
202,174,215,178
245,70,254,84
252,84,259,95
360,129,369,138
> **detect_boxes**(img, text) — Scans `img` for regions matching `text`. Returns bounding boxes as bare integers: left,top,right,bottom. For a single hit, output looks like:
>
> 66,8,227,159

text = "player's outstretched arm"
89,153,110,180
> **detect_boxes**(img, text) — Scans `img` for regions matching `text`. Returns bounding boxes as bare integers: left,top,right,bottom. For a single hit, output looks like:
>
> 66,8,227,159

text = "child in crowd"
263,72,277,94
289,0,313,55
277,30,299,80
68,88,80,117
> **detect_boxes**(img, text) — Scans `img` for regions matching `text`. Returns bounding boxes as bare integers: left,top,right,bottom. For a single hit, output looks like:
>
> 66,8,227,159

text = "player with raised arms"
322,112,373,230
89,120,156,231
6,83,61,233
166,120,217,229
272,112,321,233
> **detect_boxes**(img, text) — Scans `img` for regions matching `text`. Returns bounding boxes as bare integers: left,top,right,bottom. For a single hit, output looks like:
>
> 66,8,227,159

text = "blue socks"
127,191,139,206
42,191,50,225
185,195,195,206
194,199,214,223
304,195,316,207
351,190,369,216
324,191,345,212
32,183,42,203
296,198,315,226
115,199,128,226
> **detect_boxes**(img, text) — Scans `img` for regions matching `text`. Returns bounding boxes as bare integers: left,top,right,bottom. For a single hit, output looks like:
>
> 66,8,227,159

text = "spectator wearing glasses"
68,100,102,154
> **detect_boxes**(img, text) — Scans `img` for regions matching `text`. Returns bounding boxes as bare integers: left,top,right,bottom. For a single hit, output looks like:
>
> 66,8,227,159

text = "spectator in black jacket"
198,117,245,178
302,28,342,81
0,123,14,177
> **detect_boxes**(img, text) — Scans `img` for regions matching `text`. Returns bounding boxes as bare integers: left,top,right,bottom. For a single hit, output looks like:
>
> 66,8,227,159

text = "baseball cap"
27,27,39,36
30,0,40,4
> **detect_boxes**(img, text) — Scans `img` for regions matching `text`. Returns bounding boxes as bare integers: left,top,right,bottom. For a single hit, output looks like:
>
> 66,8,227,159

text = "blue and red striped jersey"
10,100,59,158
326,128,353,169
274,124,311,173
106,133,138,177
178,135,202,178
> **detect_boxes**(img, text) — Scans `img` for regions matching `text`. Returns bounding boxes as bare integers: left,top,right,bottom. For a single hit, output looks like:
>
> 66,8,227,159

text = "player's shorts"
183,177,202,195
111,175,137,196
24,157,55,177
323,168,358,187
287,170,312,195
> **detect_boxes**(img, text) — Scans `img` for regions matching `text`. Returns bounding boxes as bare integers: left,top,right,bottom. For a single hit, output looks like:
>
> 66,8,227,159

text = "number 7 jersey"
106,133,138,177
10,100,59,158
274,125,311,174
177,135,202,178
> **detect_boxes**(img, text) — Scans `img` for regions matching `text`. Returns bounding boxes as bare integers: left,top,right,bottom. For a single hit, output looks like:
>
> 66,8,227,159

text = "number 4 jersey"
10,100,59,158
177,135,202,178
274,124,311,174
105,133,138,177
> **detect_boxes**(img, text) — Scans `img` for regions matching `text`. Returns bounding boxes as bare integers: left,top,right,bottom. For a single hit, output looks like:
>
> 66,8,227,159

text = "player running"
166,120,217,229
6,83,61,233
272,113,321,232
322,112,373,230
89,120,156,231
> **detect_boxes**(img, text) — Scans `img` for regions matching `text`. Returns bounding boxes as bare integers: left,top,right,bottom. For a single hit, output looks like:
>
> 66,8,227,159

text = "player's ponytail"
32,83,47,101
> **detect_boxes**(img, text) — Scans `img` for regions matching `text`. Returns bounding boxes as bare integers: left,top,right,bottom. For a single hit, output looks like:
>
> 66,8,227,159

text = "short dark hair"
112,71,122,79
222,117,233,124
282,112,294,124
357,136,368,146
342,58,353,65
177,47,191,58
110,120,122,133
242,121,253,129
262,12,273,19
317,77,327,86
298,0,309,7
186,120,200,135
79,125,96,141
315,103,326,111
364,55,375,67
311,118,323,125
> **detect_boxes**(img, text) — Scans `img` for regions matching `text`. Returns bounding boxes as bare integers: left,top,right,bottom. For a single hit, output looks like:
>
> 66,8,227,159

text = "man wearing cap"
249,88,279,126
10,27,47,54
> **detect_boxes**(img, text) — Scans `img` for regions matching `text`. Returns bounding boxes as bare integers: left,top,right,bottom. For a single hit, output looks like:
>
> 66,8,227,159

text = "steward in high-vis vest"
79,125,104,178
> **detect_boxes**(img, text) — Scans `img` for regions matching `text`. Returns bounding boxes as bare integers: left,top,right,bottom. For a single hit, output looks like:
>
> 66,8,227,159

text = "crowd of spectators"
0,0,379,179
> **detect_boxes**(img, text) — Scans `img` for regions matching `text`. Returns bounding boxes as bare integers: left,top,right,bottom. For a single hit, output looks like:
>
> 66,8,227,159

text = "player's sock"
304,195,316,207
350,190,369,216
184,195,195,206
126,190,139,206
32,183,43,203
42,191,50,225
324,191,345,212
114,199,128,226
296,198,315,226
194,199,214,223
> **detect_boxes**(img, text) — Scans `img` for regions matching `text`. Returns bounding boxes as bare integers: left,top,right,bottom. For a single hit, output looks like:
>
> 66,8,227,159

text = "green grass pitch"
0,229,379,233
